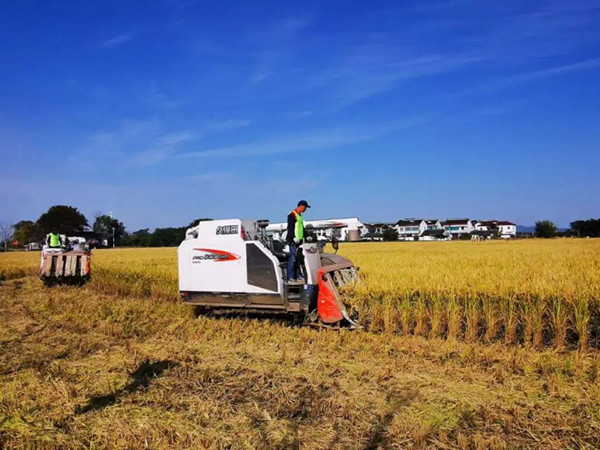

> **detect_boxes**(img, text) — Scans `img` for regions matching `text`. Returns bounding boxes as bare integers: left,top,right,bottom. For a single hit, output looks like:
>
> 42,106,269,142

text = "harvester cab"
177,219,359,328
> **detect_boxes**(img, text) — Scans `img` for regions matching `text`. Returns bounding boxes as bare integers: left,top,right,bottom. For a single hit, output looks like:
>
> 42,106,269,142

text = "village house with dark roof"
358,218,516,241
424,219,442,230
395,219,426,241
441,218,474,239
474,220,517,239
419,228,451,241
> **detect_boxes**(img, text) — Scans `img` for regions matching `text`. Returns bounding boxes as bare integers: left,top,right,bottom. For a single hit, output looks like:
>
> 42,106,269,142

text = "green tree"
382,228,399,241
569,219,600,237
37,205,89,236
150,227,186,247
93,214,127,247
128,229,152,247
535,220,558,238
12,220,37,245
489,224,500,239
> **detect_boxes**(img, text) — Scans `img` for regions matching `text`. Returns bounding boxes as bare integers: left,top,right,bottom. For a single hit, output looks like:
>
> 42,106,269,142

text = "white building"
362,223,393,241
442,218,474,239
474,220,517,239
395,219,427,241
365,223,388,235
498,221,517,238
419,229,451,241
424,219,442,230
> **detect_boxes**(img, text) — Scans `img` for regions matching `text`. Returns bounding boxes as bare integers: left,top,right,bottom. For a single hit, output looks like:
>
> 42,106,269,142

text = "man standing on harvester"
46,230,62,248
286,200,310,282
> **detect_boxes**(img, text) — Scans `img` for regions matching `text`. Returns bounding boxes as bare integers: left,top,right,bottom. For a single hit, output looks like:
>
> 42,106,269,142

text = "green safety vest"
292,211,304,240
49,233,60,247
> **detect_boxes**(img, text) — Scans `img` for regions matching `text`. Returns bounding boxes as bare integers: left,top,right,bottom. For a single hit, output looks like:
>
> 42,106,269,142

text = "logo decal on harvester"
192,248,241,263
216,225,238,235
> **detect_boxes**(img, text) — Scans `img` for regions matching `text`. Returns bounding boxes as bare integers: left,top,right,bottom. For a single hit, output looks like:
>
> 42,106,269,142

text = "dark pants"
287,243,298,280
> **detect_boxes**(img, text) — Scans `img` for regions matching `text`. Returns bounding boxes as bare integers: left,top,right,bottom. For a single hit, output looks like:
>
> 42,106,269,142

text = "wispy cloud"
87,119,160,157
287,110,313,119
250,51,282,85
177,116,431,159
451,57,600,98
204,119,251,131
128,119,250,164
0,171,231,229
179,129,367,159
129,147,178,166
249,1,599,110
141,81,185,109
160,131,199,145
248,17,312,85
102,32,135,48
502,57,600,83
321,52,481,109
73,119,197,166
76,116,252,167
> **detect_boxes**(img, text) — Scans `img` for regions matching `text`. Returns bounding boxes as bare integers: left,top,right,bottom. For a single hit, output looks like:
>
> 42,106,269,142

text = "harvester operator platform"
286,200,310,282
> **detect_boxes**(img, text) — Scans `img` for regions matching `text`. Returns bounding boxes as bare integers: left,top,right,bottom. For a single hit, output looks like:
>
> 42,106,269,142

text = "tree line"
2,205,211,249
534,219,600,238
2,205,600,250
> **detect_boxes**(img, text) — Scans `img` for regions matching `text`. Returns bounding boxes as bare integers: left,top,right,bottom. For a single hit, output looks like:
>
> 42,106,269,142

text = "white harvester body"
179,219,282,295
177,218,358,327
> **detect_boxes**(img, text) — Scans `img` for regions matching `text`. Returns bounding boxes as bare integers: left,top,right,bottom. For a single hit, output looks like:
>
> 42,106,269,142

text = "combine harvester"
178,219,359,328
39,235,91,286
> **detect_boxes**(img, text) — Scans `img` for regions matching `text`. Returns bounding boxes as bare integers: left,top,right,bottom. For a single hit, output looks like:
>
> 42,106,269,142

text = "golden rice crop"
1,239,599,349
342,239,600,350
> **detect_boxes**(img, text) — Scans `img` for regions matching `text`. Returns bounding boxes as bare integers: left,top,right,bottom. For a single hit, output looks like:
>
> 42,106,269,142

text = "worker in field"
286,200,310,281
41,230,62,272
46,231,61,248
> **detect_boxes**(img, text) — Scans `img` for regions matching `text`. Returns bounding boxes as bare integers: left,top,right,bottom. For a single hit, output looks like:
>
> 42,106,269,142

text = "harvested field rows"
1,240,600,448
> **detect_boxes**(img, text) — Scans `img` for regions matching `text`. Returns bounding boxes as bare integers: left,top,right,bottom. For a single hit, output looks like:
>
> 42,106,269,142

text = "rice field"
2,239,599,349
1,239,600,448
342,239,600,350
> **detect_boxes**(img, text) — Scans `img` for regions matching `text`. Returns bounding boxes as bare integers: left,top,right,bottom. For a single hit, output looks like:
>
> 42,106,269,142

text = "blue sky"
1,0,599,230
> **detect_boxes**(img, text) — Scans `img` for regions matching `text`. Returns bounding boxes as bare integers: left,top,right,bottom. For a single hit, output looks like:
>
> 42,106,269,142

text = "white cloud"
160,131,199,145
102,32,135,48
204,119,251,131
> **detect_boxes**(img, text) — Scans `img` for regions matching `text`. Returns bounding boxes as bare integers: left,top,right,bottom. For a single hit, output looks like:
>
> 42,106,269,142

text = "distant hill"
517,225,535,233
517,225,568,233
